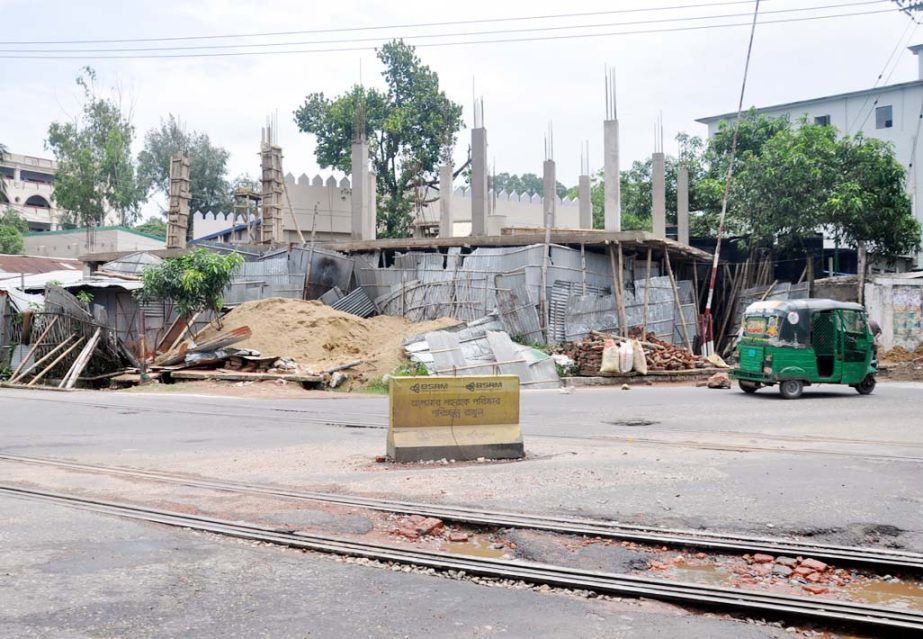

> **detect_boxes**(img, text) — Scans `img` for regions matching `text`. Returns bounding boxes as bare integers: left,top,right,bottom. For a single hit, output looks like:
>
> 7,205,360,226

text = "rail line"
2,453,921,572
2,484,920,633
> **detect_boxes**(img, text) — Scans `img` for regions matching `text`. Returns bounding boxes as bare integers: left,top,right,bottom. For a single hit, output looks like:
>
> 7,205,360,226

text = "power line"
852,18,921,131
0,7,899,60
0,1,883,55
0,0,765,46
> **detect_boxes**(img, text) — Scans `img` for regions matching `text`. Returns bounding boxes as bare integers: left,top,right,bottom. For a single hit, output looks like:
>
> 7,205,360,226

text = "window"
814,115,831,126
876,105,893,129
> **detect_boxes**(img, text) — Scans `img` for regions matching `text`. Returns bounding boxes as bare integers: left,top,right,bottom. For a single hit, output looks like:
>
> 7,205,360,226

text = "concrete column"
543,159,556,228
651,151,666,238
471,127,488,236
578,175,592,229
367,167,377,241
166,153,190,249
439,163,454,238
603,120,621,231
677,163,690,245
351,140,370,240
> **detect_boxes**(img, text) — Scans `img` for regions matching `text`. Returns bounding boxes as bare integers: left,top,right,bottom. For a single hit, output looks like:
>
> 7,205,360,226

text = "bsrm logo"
465,381,503,392
409,382,449,393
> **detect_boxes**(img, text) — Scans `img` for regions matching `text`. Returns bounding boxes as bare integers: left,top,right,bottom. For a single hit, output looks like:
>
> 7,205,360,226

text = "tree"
493,172,567,199
136,248,243,323
46,67,144,227
137,115,232,217
0,209,27,254
134,216,167,239
294,40,464,238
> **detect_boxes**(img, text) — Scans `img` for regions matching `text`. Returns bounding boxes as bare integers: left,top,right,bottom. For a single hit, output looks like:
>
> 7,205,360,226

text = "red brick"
414,517,444,535
803,584,828,595
775,556,798,567
448,532,469,542
398,527,420,540
752,553,775,564
406,515,426,525
805,572,823,583
695,553,707,560
800,558,828,572
793,566,815,577
751,563,772,577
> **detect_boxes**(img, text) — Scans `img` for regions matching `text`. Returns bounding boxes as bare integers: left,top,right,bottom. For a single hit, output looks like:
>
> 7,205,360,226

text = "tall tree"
294,40,464,238
134,216,167,239
46,67,144,227
137,115,232,216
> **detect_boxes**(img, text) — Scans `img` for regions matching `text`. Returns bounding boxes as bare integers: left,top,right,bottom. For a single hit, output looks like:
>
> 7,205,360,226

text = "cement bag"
600,338,620,374
619,340,634,374
632,339,648,375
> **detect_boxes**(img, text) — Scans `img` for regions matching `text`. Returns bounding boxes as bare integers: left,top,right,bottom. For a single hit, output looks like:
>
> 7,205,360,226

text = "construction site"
3,2,923,638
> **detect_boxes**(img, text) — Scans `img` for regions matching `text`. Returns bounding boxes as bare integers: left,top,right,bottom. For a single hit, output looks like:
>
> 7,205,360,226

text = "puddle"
440,534,506,559
844,580,923,609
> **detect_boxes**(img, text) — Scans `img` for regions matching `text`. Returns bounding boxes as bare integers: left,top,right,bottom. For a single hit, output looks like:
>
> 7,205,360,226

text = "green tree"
46,67,144,227
136,248,243,323
0,209,27,254
134,216,167,239
294,40,464,238
137,114,232,217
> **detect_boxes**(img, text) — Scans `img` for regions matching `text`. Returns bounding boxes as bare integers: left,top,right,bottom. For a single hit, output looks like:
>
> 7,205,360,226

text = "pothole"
604,419,658,427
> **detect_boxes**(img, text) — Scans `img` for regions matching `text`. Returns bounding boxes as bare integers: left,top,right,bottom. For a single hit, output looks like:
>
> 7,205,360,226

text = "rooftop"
0,254,81,275
696,79,923,124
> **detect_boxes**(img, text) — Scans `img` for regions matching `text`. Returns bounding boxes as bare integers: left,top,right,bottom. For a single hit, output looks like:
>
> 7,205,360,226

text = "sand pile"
882,344,923,364
198,298,458,382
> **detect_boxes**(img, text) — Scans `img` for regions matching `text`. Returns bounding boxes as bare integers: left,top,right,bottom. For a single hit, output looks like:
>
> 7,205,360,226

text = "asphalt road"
0,382,920,637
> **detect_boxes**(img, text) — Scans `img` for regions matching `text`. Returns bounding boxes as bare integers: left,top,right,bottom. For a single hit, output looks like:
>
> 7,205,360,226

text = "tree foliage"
294,40,464,238
137,114,232,216
134,216,167,239
136,248,243,320
46,67,144,227
0,209,27,254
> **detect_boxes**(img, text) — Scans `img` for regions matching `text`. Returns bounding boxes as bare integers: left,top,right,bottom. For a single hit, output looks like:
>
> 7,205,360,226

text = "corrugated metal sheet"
225,257,306,306
0,255,81,276
101,252,162,276
330,286,378,317
262,246,354,299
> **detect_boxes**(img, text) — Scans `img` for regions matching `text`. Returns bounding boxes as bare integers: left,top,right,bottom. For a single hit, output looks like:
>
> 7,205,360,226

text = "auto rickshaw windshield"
741,308,812,347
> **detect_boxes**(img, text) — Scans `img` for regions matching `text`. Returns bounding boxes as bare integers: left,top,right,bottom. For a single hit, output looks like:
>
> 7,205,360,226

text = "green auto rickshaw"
730,299,877,399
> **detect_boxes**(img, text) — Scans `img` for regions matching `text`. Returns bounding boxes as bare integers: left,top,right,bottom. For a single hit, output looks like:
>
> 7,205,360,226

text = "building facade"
22,227,165,259
697,45,923,270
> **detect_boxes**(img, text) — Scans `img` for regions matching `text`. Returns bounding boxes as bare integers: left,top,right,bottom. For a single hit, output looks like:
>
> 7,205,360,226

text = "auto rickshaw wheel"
779,379,804,400
738,380,760,394
854,375,876,395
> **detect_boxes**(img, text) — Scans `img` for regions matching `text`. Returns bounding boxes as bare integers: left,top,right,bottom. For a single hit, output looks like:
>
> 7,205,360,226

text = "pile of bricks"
563,331,704,376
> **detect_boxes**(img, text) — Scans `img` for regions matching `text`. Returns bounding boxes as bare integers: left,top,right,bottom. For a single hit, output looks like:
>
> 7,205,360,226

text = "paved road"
0,383,920,636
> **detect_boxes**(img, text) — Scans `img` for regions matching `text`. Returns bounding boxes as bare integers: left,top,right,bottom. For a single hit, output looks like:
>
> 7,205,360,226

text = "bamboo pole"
9,335,74,385
8,317,58,381
642,247,652,336
617,243,628,337
664,250,693,351
61,328,101,389
27,338,83,387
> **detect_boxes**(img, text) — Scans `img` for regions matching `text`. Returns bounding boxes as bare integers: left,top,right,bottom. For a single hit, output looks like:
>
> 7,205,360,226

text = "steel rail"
1,483,920,633
2,453,921,572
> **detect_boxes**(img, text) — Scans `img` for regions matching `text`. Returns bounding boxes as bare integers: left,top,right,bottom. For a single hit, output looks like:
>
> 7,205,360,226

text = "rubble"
562,330,708,377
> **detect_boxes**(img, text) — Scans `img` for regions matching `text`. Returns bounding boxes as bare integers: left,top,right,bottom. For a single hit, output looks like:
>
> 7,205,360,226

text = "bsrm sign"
387,375,524,463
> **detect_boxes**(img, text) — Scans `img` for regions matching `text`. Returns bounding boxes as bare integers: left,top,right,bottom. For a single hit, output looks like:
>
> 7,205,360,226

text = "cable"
0,0,766,46
0,7,897,60
0,1,882,54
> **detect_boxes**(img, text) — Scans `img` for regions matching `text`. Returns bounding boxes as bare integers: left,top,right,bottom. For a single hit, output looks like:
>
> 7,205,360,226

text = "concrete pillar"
439,163,454,238
350,139,371,240
166,153,190,249
578,175,592,229
677,163,689,245
543,159,556,228
471,127,488,236
651,151,666,238
260,143,284,244
603,120,621,231
367,167,377,241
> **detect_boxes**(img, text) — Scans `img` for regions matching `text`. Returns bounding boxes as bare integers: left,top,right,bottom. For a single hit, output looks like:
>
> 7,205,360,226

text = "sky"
0,0,919,217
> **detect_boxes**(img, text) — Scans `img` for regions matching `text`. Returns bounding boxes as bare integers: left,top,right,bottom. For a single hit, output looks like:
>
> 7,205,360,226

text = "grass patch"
363,359,429,394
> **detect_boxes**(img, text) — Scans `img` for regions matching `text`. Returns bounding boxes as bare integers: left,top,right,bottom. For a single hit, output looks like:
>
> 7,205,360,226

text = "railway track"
2,452,921,572
2,483,920,633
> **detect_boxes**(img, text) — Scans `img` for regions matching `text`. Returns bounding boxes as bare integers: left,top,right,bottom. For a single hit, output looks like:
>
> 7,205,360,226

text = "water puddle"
440,534,506,559
844,580,923,609
665,563,732,586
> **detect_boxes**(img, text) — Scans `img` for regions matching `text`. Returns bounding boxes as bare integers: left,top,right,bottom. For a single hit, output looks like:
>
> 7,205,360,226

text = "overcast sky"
1,0,919,216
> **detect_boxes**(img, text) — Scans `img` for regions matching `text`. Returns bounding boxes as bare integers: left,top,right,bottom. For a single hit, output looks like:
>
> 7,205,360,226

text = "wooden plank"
169,370,321,383
9,334,73,384
157,326,252,366
8,317,58,382
664,251,693,352
61,328,101,389
27,338,83,387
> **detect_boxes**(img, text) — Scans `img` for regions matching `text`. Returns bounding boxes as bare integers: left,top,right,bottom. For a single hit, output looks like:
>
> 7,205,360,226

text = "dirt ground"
879,344,923,382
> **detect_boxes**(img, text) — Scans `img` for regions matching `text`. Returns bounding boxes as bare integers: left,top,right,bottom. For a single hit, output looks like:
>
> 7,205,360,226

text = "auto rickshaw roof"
744,298,866,315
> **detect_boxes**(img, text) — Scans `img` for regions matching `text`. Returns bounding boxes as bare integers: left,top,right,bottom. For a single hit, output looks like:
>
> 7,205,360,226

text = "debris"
563,331,708,376
706,372,731,389
621,384,631,391
802,584,828,595
800,558,829,573
448,532,470,542
328,371,348,388
752,554,775,564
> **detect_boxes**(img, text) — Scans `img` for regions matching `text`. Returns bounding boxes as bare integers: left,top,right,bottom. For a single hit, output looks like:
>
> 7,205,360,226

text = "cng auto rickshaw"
730,299,877,399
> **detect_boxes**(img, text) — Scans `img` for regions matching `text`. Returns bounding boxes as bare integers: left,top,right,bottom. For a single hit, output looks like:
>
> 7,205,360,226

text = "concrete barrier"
387,375,523,463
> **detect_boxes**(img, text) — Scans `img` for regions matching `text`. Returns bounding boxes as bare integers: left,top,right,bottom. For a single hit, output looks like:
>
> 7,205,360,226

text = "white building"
697,45,923,270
